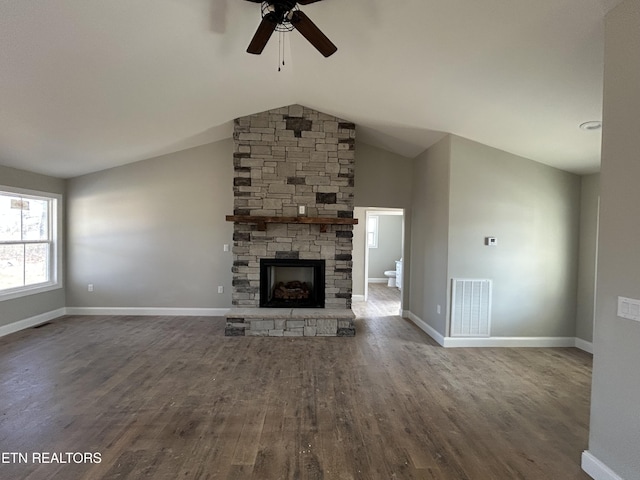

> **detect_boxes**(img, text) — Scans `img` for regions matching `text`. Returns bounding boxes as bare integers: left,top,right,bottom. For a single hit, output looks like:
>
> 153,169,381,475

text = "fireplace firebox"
260,258,325,308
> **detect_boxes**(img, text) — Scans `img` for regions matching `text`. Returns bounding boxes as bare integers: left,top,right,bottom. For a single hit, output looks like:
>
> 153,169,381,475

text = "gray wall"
0,164,66,327
354,141,413,209
62,138,416,312
0,123,596,348
576,173,599,344
588,1,640,478
368,214,403,279
354,141,413,305
447,136,581,337
66,140,234,309
409,136,451,334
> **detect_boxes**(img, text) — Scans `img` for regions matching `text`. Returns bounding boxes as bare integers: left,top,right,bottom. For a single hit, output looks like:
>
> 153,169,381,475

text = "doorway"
354,208,405,316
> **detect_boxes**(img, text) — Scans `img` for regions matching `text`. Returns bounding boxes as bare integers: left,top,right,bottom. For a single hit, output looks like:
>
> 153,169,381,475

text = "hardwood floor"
353,283,402,318
0,295,592,479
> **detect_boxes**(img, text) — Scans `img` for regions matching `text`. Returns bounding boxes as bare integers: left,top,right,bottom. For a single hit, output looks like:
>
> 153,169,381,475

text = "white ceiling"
0,0,622,178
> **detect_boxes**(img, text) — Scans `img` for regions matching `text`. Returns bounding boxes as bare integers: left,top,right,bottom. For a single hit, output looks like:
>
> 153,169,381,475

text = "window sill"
0,282,62,302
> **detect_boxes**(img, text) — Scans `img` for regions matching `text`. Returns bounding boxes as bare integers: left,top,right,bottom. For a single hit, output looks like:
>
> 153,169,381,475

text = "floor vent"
33,322,52,329
450,279,492,337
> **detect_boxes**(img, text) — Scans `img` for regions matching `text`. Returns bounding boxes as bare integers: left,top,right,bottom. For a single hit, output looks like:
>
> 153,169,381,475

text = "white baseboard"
0,307,229,338
367,278,388,284
352,295,365,302
404,310,594,350
0,308,66,338
2,306,598,354
65,307,230,317
443,336,576,348
405,311,446,346
575,337,594,354
582,451,625,480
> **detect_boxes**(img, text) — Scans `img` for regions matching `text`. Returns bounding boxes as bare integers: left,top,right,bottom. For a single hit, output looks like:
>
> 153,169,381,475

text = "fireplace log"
273,281,310,300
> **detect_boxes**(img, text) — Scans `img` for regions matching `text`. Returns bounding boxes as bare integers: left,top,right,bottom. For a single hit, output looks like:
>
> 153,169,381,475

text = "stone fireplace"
224,104,356,337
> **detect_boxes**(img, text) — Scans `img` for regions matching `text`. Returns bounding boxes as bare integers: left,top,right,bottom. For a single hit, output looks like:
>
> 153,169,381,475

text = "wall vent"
450,279,492,337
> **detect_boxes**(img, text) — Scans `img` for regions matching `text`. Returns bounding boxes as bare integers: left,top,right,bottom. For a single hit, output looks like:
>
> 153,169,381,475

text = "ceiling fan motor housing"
269,0,297,10
262,0,298,27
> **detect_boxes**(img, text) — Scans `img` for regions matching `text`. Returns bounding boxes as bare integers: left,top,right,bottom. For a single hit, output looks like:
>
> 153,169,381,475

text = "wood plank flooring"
0,291,592,479
354,283,402,318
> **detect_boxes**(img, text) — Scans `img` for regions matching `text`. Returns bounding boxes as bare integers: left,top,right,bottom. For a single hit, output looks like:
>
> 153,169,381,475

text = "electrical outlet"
217,286,224,294
223,244,229,252
437,304,441,314
88,284,94,292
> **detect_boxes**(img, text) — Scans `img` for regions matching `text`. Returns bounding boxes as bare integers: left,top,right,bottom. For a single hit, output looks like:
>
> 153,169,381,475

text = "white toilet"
384,270,397,287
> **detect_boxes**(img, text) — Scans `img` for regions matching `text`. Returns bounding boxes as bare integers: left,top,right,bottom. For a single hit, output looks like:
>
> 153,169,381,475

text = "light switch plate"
617,296,640,322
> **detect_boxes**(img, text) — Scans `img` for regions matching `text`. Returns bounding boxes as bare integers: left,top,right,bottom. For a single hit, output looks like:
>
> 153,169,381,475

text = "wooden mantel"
225,215,358,233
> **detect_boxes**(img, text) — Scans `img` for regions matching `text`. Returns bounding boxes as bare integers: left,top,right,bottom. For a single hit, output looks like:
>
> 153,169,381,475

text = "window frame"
367,215,379,249
0,186,62,301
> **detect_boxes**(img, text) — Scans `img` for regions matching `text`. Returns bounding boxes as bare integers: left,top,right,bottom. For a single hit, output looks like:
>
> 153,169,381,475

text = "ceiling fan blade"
297,0,324,4
291,10,337,57
247,14,278,55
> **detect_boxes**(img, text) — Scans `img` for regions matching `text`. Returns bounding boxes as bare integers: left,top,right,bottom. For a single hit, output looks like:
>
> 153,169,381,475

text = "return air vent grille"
450,279,492,337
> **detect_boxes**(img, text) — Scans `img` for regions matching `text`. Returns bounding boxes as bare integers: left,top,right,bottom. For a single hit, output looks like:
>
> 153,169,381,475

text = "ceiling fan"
245,0,337,57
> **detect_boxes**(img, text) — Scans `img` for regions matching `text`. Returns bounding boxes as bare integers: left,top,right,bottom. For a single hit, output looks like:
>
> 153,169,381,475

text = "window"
367,215,379,249
0,187,60,300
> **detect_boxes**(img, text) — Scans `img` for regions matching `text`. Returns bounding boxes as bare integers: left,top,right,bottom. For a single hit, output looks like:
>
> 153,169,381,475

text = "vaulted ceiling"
0,0,622,178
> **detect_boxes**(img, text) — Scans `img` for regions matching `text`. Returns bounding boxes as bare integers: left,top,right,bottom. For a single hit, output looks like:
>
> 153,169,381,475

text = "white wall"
66,140,234,309
586,1,640,478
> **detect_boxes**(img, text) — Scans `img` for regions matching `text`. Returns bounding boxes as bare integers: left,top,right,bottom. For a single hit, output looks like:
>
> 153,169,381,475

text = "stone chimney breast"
225,104,356,337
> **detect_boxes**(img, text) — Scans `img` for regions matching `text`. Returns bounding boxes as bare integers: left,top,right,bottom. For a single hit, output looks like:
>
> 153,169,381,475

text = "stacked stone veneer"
225,309,356,337
226,104,356,337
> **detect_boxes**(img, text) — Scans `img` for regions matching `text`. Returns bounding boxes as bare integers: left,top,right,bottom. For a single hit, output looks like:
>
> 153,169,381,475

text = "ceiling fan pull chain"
277,30,286,72
281,30,286,68
278,31,282,71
